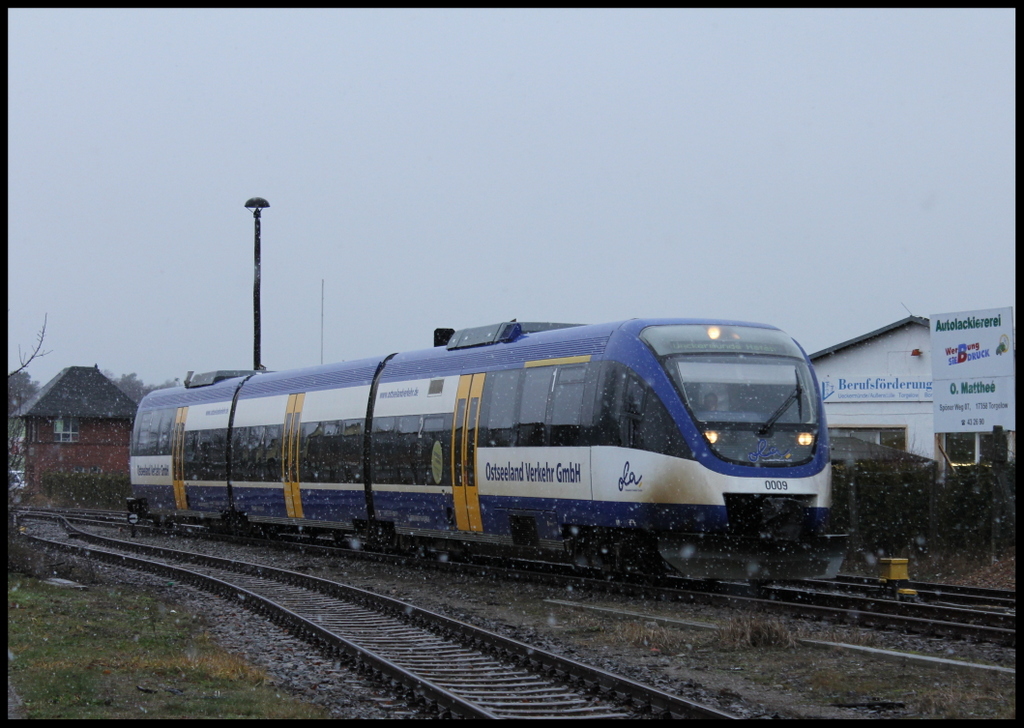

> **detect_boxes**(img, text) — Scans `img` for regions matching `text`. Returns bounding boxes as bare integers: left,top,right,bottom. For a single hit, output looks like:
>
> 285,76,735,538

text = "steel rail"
16,508,1014,645
18,517,735,719
814,574,1017,608
21,531,502,719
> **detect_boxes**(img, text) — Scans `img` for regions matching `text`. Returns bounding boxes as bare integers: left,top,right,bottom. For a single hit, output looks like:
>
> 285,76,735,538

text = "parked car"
8,470,26,490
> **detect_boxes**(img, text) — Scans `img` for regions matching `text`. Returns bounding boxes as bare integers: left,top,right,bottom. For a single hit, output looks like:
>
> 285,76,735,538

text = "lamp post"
244,197,270,371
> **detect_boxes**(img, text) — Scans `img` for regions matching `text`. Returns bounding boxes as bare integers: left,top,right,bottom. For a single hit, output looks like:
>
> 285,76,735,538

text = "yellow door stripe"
172,407,189,510
451,375,473,531
524,354,592,368
283,393,305,519
465,373,485,532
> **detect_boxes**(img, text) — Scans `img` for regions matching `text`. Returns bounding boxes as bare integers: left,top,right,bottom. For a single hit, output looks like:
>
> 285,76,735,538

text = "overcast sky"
8,9,1015,388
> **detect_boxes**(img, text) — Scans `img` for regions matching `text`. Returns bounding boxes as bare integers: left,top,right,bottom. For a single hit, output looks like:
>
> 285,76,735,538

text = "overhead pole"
244,197,270,371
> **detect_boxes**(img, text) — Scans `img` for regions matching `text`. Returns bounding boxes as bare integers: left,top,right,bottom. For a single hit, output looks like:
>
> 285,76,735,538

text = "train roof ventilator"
183,369,262,388
436,321,585,349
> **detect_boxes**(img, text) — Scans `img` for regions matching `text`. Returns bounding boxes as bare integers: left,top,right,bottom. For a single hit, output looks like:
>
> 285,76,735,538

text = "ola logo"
431,440,444,484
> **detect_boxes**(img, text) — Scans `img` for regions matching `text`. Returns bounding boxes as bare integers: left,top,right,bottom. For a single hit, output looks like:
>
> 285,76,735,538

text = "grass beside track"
7,573,328,719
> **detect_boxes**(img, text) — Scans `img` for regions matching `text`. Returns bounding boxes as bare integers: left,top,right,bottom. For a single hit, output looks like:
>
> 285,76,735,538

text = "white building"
810,316,1014,466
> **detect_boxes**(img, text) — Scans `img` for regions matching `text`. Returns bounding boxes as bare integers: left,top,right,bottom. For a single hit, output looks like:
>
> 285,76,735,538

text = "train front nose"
657,493,845,580
724,493,810,541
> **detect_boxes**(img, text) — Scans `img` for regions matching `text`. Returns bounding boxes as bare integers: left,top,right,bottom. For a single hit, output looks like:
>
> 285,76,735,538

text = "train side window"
480,369,520,447
322,420,343,482
550,365,587,446
183,429,200,480
301,421,324,482
397,415,422,434
143,410,173,456
422,414,452,485
247,425,266,481
589,362,691,459
340,419,363,483
625,376,645,416
634,392,692,459
148,411,163,455
209,428,227,481
230,426,247,481
197,431,211,480
578,363,603,436
192,429,224,481
397,415,423,485
518,367,554,447
422,414,450,434
133,411,153,455
156,408,175,455
372,416,397,483
264,424,282,482
590,362,627,448
619,375,646,448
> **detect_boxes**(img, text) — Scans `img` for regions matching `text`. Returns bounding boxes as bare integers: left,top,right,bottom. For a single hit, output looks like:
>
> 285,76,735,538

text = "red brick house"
19,365,138,491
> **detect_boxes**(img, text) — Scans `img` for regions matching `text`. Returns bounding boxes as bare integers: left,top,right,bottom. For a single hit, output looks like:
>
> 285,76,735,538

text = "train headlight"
704,430,719,444
707,326,721,340
797,432,814,446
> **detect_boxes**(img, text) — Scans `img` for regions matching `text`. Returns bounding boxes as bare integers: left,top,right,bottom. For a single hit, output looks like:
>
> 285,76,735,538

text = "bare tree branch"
9,314,51,378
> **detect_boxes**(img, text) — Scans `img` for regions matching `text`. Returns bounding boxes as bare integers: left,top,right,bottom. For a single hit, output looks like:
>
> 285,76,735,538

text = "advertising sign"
931,307,1015,433
819,375,933,402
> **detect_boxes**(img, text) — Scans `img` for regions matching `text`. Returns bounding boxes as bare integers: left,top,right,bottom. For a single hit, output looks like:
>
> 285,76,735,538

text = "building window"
54,417,80,443
943,432,997,466
829,427,906,451
878,429,907,451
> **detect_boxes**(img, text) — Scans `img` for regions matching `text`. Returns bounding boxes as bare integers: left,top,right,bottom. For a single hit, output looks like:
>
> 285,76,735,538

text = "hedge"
39,471,132,510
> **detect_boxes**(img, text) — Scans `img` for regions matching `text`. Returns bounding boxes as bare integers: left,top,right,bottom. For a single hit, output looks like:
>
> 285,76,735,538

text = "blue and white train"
129,319,846,579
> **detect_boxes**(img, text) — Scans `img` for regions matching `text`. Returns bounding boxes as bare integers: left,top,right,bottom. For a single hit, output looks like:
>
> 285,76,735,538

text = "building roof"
19,365,139,419
810,315,929,361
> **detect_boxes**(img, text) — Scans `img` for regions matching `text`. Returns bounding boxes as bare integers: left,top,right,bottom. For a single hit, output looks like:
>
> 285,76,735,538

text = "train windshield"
641,324,820,466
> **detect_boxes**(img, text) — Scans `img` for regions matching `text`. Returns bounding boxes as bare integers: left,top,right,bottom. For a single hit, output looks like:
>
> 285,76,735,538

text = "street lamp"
244,197,270,371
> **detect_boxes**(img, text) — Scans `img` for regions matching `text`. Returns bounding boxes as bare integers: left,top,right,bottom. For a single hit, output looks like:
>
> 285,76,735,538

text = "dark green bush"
830,459,1014,560
831,459,935,557
935,462,1015,554
39,471,131,510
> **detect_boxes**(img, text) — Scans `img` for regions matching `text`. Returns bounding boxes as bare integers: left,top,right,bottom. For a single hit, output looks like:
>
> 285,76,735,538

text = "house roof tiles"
19,365,138,419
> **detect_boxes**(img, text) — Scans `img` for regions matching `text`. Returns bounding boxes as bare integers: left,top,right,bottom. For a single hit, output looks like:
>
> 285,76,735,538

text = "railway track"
15,514,734,719
809,574,1017,611
15,507,1015,646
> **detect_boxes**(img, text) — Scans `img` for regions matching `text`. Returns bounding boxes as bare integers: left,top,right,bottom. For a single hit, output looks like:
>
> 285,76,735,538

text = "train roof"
139,318,786,410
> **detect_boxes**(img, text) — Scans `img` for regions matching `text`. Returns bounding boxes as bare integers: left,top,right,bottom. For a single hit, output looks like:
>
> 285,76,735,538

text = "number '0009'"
765,480,788,491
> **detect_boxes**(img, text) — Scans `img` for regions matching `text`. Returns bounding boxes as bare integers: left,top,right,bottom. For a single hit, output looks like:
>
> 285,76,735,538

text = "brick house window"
54,417,80,443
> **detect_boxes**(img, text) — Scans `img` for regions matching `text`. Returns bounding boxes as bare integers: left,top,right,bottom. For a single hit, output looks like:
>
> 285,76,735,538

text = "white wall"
812,323,936,460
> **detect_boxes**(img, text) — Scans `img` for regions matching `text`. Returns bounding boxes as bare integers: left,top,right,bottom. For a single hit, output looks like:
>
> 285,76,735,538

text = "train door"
171,407,189,510
451,373,485,531
282,393,306,518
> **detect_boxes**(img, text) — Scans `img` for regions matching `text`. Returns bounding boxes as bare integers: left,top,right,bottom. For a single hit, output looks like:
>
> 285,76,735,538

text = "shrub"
39,471,131,510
